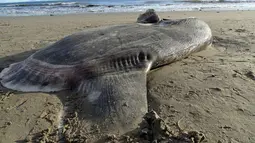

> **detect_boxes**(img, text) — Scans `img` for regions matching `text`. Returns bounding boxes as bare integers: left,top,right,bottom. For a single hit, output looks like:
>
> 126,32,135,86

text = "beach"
0,11,255,142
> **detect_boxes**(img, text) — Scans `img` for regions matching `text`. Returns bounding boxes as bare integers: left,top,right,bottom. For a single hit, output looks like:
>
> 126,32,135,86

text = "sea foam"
0,0,255,16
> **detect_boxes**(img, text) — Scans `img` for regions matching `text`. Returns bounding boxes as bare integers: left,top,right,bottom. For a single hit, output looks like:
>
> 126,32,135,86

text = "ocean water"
0,0,255,16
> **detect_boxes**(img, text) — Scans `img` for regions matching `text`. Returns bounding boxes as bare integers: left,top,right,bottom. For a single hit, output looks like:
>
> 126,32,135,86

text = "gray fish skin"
32,18,212,68
0,17,212,139
0,18,212,92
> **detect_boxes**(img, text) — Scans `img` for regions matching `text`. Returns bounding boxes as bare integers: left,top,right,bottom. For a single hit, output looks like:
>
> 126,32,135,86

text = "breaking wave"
0,0,255,16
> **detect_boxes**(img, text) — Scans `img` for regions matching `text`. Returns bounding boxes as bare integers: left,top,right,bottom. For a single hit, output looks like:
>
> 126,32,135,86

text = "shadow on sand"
0,50,38,93
0,50,38,71
0,50,181,143
0,50,69,142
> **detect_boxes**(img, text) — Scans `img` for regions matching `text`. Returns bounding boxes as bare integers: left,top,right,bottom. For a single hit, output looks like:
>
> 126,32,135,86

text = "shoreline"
0,9,254,18
0,10,254,57
0,10,255,142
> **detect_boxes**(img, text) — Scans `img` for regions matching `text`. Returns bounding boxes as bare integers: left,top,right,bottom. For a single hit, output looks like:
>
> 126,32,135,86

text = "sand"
0,11,255,143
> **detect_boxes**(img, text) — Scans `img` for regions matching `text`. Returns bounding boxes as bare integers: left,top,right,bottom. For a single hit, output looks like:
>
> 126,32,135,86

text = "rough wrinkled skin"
0,10,212,142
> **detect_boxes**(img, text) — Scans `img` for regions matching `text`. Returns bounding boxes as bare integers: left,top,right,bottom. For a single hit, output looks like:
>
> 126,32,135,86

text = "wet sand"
0,11,255,142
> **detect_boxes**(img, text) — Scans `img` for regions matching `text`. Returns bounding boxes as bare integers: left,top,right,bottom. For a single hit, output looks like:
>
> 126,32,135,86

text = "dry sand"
0,11,255,143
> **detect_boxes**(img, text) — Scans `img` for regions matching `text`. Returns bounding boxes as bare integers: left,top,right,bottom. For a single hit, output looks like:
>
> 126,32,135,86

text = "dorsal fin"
137,9,160,24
